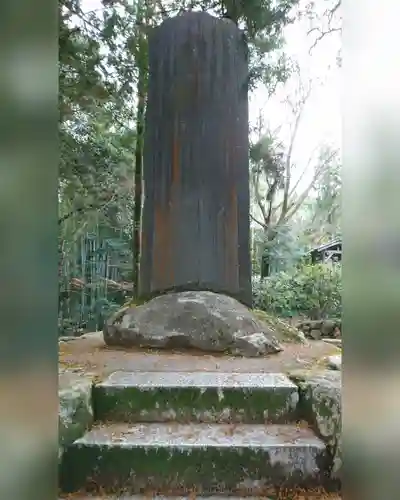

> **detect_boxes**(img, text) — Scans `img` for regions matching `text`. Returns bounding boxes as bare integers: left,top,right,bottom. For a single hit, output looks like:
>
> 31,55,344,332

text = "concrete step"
59,422,328,495
93,371,299,424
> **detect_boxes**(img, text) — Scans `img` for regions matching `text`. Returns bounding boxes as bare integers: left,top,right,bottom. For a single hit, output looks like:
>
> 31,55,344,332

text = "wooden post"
139,11,252,306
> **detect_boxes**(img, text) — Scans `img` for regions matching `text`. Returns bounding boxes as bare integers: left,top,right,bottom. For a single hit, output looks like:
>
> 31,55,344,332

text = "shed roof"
310,238,342,254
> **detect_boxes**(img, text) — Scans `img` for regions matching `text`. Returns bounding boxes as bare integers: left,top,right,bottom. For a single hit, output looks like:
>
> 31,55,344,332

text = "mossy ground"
253,309,305,344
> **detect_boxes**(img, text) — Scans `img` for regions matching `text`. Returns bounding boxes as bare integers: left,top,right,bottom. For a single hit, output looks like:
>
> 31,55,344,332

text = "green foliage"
265,224,309,272
253,262,342,318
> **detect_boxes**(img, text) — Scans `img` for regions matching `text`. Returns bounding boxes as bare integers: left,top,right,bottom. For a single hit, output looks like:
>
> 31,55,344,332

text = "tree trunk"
132,3,148,298
260,254,270,278
132,72,145,297
260,229,275,279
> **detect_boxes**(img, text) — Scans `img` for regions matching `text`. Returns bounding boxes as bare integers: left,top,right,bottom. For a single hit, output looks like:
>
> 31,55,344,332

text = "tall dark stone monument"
139,11,252,307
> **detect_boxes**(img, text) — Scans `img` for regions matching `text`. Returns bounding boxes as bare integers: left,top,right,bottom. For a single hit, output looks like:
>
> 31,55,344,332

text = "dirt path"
59,332,340,380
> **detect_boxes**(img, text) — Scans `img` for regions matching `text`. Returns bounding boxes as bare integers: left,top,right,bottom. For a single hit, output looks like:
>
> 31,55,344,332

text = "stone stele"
104,290,283,357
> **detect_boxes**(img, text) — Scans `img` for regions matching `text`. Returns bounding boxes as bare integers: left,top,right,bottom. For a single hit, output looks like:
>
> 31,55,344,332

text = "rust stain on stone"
153,205,172,291
150,121,182,293
225,183,239,291
140,229,145,260
172,125,180,185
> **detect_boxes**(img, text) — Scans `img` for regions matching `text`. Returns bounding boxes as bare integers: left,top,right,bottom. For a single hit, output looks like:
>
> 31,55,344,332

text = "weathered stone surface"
59,336,79,342
309,329,322,340
104,291,283,357
93,371,299,424
327,354,342,371
59,372,94,460
298,319,341,340
59,422,327,494
320,320,336,337
139,12,252,307
290,370,341,481
323,339,342,347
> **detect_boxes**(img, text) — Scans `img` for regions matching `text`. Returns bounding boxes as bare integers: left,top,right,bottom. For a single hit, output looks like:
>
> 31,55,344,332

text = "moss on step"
93,380,298,424
59,426,327,494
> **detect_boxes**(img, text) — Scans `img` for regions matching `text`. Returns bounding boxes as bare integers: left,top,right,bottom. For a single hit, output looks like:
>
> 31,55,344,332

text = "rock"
104,291,283,357
321,320,337,337
59,336,78,342
290,370,342,482
79,331,104,342
309,329,322,340
59,372,94,460
323,338,342,347
327,354,342,370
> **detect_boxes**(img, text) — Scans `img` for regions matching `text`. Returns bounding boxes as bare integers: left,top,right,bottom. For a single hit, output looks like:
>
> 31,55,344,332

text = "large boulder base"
104,291,283,357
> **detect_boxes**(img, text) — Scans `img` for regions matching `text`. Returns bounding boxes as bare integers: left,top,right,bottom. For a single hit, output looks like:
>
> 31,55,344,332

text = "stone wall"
58,371,94,460
296,318,341,340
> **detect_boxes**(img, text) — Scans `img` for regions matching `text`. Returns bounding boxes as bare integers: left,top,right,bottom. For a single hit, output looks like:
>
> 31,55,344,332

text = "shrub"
252,262,342,319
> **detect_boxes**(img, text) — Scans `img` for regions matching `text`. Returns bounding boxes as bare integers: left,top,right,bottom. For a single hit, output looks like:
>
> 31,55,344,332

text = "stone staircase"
59,370,339,498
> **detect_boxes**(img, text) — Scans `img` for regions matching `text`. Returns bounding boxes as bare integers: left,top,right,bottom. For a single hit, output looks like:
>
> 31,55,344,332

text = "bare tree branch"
283,150,337,223
278,84,312,224
328,0,342,22
250,213,266,228
251,172,269,224
286,144,321,202
58,190,122,225
307,0,342,53
308,26,341,52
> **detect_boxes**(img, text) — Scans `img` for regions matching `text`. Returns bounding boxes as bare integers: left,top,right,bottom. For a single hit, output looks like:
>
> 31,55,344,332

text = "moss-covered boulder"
289,370,342,481
104,291,283,357
59,372,94,460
